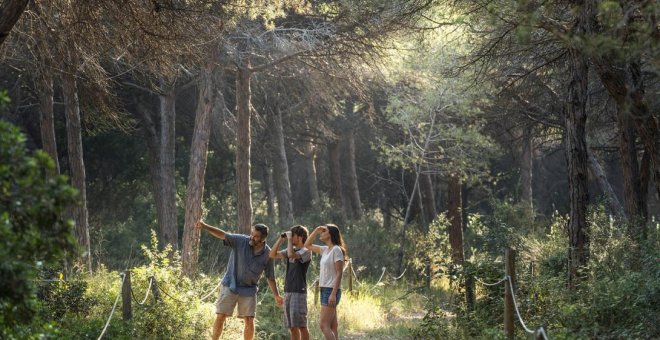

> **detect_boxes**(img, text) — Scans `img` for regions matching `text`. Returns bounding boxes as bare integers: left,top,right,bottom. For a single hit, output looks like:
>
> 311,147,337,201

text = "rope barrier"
474,276,508,287
97,272,126,340
537,327,550,340
507,275,548,339
199,280,224,301
153,280,185,304
373,267,386,287
392,266,407,280
473,274,549,339
348,259,361,284
130,276,154,306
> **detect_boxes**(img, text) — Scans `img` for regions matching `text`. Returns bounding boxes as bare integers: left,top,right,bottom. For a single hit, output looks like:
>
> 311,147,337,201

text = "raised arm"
304,226,326,254
195,220,226,240
287,234,298,259
269,235,286,259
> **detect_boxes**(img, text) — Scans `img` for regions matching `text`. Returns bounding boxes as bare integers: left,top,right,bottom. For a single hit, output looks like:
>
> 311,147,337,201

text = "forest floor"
342,310,426,339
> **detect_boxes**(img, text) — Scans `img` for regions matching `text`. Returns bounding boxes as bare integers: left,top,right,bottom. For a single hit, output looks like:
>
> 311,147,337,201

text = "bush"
0,121,77,338
47,231,217,339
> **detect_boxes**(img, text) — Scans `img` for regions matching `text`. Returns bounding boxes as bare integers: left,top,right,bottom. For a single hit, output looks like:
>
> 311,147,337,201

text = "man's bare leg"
289,327,301,340
243,316,255,340
212,314,228,340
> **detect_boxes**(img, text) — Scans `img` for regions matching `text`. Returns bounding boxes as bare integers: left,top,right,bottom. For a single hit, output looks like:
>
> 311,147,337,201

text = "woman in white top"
304,224,347,340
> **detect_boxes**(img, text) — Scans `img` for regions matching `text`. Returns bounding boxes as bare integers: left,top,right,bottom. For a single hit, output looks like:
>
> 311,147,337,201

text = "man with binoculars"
269,225,311,340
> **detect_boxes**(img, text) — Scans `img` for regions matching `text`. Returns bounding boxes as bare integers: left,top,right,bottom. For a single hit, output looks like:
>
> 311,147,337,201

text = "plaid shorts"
283,292,308,328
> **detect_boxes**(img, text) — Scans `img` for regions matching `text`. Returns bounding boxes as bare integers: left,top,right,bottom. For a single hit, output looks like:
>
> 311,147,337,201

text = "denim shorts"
320,287,341,307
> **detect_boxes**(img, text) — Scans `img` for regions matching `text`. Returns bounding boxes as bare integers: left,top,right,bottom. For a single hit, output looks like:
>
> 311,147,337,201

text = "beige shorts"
215,286,257,317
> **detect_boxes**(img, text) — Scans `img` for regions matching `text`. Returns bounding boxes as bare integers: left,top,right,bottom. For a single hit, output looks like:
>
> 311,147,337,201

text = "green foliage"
0,121,77,338
410,214,452,280
39,231,217,339
411,295,463,339
37,276,93,321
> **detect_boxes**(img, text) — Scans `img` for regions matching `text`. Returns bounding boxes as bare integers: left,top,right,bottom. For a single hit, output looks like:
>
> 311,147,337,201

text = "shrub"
0,121,77,338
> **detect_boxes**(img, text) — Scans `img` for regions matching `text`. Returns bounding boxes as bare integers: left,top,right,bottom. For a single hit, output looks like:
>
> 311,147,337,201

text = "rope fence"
130,276,154,306
473,249,550,340
474,276,508,287
58,254,544,339
97,272,126,340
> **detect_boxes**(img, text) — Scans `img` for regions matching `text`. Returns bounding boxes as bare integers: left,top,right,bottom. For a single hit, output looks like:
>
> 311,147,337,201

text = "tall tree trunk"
447,176,464,265
616,104,645,220
62,73,91,273
304,139,320,206
340,130,362,219
397,176,419,276
263,161,276,220
593,62,649,222
587,149,626,219
182,63,215,276
291,153,309,214
461,183,474,310
328,141,346,221
520,129,533,211
0,0,29,46
638,150,650,237
397,111,438,275
270,106,293,227
627,62,660,200
136,100,163,242
420,172,437,227
158,87,178,250
236,65,253,234
379,182,392,229
36,68,59,175
565,3,592,286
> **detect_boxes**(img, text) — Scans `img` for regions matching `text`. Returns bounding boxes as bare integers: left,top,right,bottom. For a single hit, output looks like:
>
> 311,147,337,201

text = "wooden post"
122,271,132,321
348,260,353,293
150,276,161,302
504,249,515,339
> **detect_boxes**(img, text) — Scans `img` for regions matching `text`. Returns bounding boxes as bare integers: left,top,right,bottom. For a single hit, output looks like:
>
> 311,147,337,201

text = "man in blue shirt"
196,220,283,340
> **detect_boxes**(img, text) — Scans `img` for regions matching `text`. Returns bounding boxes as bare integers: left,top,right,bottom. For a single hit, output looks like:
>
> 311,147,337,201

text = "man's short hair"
254,223,269,237
290,225,309,243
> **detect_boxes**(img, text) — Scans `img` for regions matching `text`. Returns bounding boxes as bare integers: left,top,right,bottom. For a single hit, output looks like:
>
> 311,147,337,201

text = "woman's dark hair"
291,225,309,243
325,224,347,258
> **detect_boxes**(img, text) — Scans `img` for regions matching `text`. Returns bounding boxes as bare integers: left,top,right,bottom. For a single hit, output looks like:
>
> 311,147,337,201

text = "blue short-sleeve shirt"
221,233,275,296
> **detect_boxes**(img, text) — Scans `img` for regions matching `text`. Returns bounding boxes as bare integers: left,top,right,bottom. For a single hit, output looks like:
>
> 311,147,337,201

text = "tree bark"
340,130,362,219
447,175,464,265
158,87,178,250
62,72,91,273
626,62,660,200
520,129,534,211
36,68,60,175
593,61,649,222
420,172,437,227
638,150,650,237
263,161,276,220
304,139,320,206
587,149,626,219
270,106,293,227
236,65,253,234
182,63,215,276
328,141,346,221
397,176,419,276
0,0,29,46
565,3,592,286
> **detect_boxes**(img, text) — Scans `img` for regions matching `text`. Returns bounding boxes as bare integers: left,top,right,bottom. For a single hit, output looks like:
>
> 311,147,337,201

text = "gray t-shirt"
221,233,275,296
280,247,311,293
